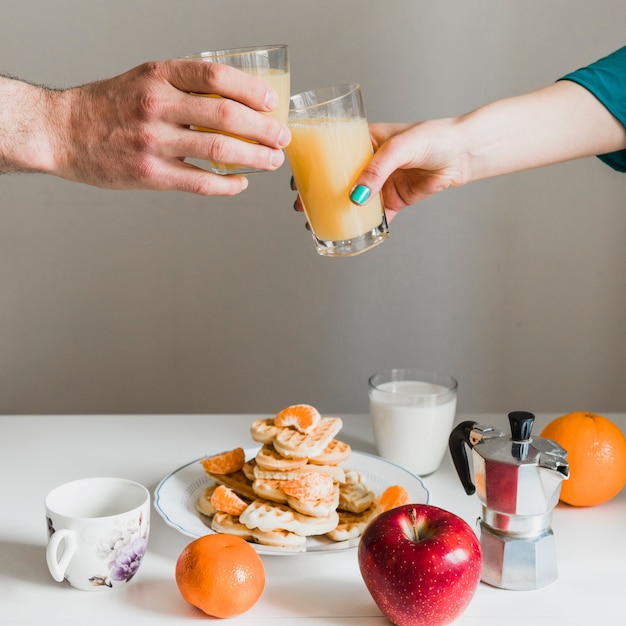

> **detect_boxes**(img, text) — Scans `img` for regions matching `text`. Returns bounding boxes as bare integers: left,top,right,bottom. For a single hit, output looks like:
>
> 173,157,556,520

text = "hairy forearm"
0,75,68,174
457,80,626,183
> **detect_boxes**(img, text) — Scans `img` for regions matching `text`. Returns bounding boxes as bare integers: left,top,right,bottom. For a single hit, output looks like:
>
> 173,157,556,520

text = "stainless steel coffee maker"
449,411,570,590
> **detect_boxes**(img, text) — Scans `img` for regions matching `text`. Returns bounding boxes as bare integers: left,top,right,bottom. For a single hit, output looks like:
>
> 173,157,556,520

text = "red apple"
358,504,481,626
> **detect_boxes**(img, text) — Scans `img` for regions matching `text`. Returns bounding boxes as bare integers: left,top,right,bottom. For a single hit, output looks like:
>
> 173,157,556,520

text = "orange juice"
194,68,290,126
286,117,384,242
193,68,290,173
258,68,290,124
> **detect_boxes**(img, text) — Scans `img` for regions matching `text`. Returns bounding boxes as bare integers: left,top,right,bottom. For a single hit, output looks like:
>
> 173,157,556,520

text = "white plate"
154,447,430,555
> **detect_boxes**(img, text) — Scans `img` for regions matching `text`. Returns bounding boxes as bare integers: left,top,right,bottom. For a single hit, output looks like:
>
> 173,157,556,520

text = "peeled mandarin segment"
283,471,335,501
210,485,249,516
201,447,246,475
274,404,321,433
379,485,410,512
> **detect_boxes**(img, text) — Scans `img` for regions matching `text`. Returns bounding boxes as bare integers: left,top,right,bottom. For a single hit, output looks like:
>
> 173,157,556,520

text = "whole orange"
175,533,265,618
540,412,626,507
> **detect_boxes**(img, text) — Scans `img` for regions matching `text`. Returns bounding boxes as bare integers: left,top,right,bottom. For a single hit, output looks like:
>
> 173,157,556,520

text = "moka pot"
449,411,570,590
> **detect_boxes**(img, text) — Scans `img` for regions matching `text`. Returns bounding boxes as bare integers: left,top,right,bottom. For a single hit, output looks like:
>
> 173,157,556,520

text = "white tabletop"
1,413,625,625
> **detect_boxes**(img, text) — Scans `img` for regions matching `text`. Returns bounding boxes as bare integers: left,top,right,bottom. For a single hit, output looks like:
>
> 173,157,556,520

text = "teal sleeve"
559,46,626,172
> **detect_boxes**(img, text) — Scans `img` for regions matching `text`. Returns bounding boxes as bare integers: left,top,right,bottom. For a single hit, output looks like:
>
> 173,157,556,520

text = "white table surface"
1,412,625,625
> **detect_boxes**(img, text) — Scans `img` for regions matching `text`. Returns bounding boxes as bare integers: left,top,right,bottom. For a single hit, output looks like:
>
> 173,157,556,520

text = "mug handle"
46,529,77,582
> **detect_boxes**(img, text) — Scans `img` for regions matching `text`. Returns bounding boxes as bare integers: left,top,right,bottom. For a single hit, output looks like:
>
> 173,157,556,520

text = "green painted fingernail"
351,184,371,205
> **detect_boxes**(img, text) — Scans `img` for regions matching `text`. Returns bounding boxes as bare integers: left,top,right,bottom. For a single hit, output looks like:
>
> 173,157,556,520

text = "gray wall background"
1,0,625,416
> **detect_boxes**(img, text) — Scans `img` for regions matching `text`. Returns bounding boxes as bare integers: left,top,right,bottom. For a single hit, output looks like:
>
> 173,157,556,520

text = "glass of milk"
368,369,458,476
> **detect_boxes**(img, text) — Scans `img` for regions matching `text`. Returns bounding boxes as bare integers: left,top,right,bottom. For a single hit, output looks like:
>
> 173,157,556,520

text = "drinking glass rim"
289,83,361,112
184,44,287,60
368,368,458,398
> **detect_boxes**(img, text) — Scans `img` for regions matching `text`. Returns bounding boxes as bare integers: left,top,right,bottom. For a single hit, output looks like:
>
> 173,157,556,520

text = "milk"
369,380,457,476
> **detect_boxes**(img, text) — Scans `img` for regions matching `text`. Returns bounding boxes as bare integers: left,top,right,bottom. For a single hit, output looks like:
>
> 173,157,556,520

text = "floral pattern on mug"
47,516,55,538
91,512,149,587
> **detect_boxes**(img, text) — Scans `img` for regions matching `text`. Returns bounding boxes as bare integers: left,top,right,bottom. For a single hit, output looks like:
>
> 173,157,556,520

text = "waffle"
338,477,376,514
195,485,218,517
252,462,346,483
197,406,398,550
250,527,307,551
273,417,343,459
250,418,282,444
309,439,352,466
255,445,309,471
326,504,380,542
239,498,339,536
211,511,254,540
286,485,340,518
252,478,289,504
211,511,307,551
203,468,257,501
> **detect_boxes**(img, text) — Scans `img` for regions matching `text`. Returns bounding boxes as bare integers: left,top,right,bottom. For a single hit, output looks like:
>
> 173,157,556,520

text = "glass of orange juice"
184,44,290,175
285,83,388,257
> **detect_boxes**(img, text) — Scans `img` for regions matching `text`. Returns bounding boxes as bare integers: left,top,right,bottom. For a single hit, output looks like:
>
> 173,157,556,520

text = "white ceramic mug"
368,369,458,476
45,477,150,591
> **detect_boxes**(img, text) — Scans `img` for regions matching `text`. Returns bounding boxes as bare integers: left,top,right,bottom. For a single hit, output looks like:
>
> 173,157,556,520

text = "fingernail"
350,184,371,205
290,176,296,190
264,89,279,110
270,150,285,168
278,126,291,148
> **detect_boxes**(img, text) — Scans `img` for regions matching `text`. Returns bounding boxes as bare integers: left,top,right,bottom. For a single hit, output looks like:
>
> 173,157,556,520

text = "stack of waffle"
195,404,382,551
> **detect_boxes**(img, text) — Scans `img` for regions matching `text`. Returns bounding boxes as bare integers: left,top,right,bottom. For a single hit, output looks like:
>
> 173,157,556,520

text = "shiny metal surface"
462,413,570,590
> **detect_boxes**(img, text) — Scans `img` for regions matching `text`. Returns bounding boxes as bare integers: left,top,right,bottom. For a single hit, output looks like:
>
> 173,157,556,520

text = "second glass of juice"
286,83,388,256
185,44,290,175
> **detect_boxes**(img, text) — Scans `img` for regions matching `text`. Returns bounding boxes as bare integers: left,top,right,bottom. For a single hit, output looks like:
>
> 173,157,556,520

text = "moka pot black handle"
448,420,479,495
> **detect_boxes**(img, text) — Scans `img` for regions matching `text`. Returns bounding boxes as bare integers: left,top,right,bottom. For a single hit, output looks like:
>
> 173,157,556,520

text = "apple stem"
410,508,420,542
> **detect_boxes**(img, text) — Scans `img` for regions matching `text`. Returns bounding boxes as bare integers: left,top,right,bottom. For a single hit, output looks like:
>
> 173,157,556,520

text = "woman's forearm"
459,79,626,183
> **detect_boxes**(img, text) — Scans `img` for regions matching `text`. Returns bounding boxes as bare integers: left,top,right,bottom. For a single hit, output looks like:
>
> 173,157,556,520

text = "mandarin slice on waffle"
210,485,249,516
378,484,410,512
286,485,340,518
283,471,335,502
274,404,321,434
200,447,245,475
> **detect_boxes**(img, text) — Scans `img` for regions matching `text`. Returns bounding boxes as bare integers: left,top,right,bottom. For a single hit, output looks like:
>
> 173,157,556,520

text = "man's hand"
1,59,291,196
